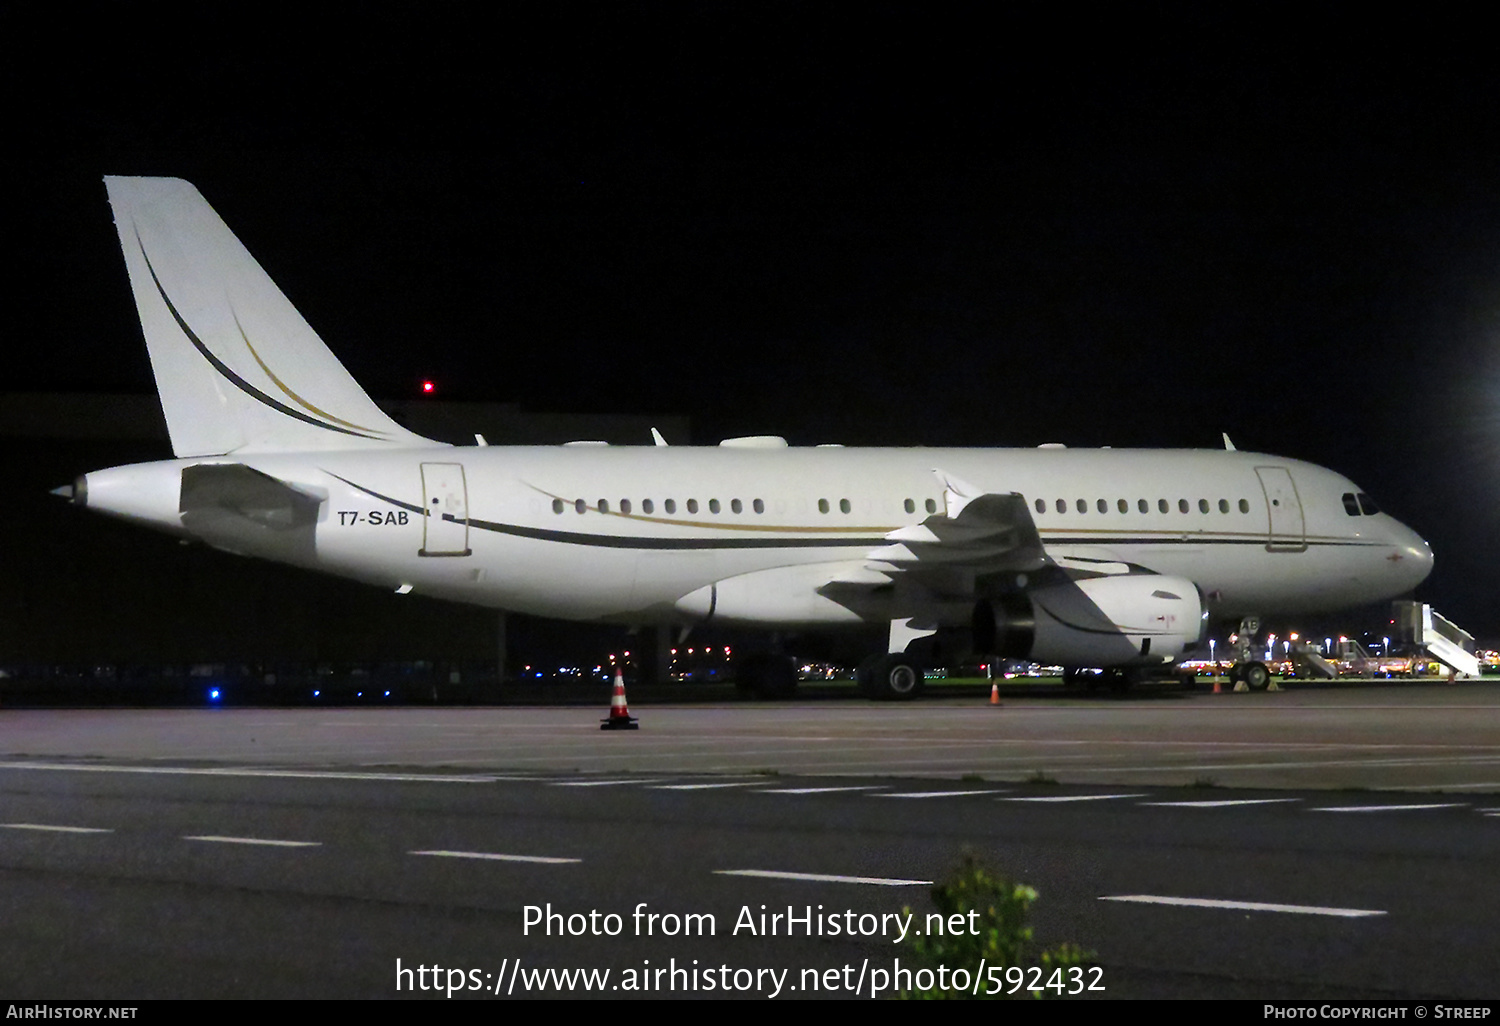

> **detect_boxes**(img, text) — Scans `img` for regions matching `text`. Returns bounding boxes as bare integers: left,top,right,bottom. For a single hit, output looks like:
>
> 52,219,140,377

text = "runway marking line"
1100,895,1386,918
875,790,1011,798
1002,794,1146,803
0,761,499,783
755,786,885,795
1311,803,1466,813
549,779,671,787
716,869,932,886
411,850,582,864
648,782,767,790
183,835,321,847
1,823,112,834
1140,799,1302,808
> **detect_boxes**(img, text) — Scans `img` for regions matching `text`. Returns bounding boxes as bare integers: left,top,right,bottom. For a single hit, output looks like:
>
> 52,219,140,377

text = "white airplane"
60,177,1434,698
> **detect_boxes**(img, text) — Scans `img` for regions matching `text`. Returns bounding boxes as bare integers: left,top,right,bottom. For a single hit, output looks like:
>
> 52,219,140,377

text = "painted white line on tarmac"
716,869,932,886
1311,803,1466,812
1101,894,1385,917
183,835,321,847
549,779,670,787
411,850,582,864
0,761,499,783
1002,794,1146,802
1,823,112,834
1141,799,1301,808
648,782,766,790
756,786,885,794
876,790,1010,798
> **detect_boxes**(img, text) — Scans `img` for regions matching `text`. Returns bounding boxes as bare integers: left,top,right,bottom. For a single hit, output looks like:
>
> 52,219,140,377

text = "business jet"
57,177,1434,699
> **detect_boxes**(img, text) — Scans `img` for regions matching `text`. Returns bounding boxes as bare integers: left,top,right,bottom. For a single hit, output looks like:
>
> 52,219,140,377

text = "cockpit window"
1342,492,1361,516
1356,492,1380,515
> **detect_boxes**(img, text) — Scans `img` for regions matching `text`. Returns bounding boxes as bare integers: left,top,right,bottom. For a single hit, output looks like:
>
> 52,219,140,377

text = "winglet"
1222,433,1236,451
933,468,983,519
651,427,669,447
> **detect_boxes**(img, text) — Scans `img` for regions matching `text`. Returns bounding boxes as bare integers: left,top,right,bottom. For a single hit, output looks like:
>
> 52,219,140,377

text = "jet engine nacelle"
973,574,1207,667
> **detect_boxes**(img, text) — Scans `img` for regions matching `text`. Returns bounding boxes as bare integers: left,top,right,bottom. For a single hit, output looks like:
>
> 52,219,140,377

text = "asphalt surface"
2,683,1498,1000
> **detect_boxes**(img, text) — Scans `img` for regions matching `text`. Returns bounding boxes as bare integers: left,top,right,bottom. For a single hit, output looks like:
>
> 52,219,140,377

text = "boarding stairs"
1393,601,1480,678
1290,641,1338,679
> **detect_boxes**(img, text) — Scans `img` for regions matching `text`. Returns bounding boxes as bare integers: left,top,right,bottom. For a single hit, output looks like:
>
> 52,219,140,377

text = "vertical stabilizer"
104,176,436,456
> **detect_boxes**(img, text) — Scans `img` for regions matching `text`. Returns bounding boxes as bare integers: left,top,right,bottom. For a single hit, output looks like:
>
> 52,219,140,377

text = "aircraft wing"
855,471,1054,603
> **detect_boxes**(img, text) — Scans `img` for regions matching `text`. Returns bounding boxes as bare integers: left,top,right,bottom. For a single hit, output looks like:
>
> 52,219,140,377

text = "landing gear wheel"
1243,661,1271,691
866,654,925,701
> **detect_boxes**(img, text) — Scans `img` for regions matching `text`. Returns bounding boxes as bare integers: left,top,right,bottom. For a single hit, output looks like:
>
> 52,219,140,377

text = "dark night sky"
8,5,1500,637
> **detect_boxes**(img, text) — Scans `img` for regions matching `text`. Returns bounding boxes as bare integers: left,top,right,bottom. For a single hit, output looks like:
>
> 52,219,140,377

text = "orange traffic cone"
990,682,1000,705
601,669,639,730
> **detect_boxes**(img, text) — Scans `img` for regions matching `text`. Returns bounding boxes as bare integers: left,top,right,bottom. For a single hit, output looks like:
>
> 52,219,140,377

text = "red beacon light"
421,380,436,395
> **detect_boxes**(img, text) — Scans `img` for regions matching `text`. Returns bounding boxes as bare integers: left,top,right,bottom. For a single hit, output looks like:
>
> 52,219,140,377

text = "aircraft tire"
1244,661,1271,691
867,654,925,701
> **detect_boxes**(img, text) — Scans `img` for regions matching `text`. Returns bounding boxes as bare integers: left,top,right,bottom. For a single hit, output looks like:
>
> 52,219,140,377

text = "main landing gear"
856,653,926,701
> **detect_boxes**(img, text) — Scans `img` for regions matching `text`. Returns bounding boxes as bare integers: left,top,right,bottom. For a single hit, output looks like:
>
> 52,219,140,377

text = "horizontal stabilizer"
179,463,325,563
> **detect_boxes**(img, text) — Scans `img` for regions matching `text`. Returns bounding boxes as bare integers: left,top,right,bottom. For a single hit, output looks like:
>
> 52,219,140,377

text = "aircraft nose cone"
1392,523,1434,588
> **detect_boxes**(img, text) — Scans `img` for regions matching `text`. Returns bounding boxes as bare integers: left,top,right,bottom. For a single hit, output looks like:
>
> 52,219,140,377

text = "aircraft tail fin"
104,176,436,457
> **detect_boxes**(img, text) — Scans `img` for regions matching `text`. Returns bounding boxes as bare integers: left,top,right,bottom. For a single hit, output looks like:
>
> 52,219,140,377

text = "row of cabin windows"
1342,492,1380,516
1034,497,1253,515
551,497,761,515
551,496,942,516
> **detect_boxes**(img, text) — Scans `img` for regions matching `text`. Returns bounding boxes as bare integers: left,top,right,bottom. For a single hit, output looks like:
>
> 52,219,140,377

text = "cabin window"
1138,499,1148,513
575,498,586,514
1076,498,1087,513
906,498,917,514
687,499,699,514
552,498,564,514
1198,499,1209,514
620,499,632,514
1056,498,1066,513
598,499,610,513
643,499,654,514
925,498,938,514
1178,499,1189,514
1239,498,1250,513
753,498,764,514
1034,498,1046,514
818,498,830,514
1117,498,1128,513
1095,498,1106,513
1158,499,1168,513
731,499,742,513
664,499,676,514
1218,498,1229,513
709,499,721,514
839,498,851,514
1357,492,1380,515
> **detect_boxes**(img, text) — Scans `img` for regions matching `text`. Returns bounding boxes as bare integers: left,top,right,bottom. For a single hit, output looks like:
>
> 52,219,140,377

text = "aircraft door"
419,462,471,557
1255,466,1306,552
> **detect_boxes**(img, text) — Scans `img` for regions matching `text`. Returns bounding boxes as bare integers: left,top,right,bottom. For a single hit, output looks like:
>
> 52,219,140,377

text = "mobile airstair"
1392,601,1479,678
